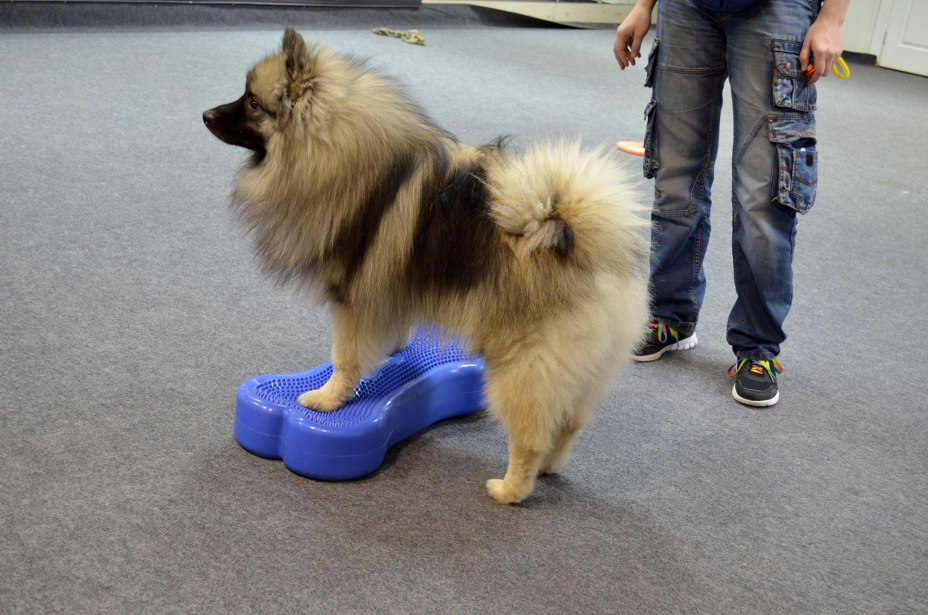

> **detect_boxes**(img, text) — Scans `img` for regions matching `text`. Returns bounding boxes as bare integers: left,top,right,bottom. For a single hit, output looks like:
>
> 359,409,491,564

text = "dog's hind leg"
298,303,393,412
486,441,546,505
483,364,563,505
539,389,601,476
539,420,583,476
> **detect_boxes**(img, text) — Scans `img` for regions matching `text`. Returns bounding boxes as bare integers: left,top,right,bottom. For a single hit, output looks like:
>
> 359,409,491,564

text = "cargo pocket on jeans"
768,115,817,214
771,39,817,112
644,38,659,88
643,100,660,179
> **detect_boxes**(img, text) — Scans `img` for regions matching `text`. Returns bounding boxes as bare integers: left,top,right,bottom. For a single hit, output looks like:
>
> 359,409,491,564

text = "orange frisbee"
616,140,645,157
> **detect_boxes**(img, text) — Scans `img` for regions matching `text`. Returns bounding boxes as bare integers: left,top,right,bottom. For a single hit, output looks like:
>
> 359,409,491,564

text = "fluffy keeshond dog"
204,28,649,504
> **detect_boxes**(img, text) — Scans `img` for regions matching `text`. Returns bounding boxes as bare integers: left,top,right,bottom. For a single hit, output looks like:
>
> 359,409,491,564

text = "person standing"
614,0,848,406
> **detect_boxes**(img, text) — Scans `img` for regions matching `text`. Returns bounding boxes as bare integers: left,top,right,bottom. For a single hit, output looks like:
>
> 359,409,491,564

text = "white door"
880,0,928,76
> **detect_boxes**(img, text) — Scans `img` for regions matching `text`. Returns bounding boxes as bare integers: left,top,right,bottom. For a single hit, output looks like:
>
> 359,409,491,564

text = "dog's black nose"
202,110,215,127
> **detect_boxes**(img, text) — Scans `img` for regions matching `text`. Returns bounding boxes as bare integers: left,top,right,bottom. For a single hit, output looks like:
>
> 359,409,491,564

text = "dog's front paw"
297,388,345,413
486,478,529,505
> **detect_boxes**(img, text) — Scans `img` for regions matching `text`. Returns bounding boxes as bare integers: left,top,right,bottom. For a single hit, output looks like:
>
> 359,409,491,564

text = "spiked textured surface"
235,330,484,479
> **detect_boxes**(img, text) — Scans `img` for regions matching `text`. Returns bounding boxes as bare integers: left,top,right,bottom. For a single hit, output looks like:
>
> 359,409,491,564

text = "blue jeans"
643,0,819,360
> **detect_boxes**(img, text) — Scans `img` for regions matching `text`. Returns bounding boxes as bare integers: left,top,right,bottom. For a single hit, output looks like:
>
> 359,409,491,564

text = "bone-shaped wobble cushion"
234,330,486,480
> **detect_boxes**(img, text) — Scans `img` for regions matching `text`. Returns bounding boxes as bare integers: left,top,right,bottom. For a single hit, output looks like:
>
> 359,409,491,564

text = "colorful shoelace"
649,321,680,343
727,359,784,380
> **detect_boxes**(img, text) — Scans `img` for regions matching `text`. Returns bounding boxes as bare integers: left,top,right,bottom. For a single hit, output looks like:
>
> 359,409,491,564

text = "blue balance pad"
234,330,486,480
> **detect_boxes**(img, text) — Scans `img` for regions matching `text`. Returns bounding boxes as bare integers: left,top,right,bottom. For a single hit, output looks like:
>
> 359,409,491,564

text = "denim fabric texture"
644,0,819,360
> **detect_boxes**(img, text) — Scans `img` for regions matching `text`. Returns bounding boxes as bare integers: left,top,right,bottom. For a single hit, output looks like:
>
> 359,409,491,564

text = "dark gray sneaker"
634,321,698,362
728,359,783,407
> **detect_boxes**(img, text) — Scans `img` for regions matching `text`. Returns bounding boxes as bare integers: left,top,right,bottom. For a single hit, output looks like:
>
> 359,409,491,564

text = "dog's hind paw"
539,451,570,475
486,478,530,505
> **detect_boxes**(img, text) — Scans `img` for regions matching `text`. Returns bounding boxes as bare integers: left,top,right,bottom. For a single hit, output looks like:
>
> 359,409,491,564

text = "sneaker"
728,359,783,407
634,321,698,362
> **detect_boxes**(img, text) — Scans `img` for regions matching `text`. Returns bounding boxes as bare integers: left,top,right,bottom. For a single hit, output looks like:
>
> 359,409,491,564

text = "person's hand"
614,1,655,70
800,8,845,85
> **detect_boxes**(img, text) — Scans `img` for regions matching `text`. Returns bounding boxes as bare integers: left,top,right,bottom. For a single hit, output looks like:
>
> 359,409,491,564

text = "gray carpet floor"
1,7,926,614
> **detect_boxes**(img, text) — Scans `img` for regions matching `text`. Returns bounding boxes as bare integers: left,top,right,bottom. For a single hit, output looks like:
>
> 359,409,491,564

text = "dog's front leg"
298,304,386,412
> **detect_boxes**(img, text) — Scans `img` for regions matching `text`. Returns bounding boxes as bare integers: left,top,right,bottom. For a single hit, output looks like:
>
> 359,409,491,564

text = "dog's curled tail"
486,140,650,272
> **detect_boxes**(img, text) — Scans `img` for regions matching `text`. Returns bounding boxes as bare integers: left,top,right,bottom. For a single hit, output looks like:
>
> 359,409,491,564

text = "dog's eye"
248,96,260,111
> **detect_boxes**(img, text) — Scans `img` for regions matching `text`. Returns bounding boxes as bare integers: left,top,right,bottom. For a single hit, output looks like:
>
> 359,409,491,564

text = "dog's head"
203,28,338,160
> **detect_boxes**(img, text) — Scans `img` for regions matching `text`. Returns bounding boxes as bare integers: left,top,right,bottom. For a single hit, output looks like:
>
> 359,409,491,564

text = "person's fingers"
629,35,643,66
614,45,627,68
799,36,812,75
812,44,839,84
614,35,633,69
810,57,827,85
613,28,627,68
615,48,629,69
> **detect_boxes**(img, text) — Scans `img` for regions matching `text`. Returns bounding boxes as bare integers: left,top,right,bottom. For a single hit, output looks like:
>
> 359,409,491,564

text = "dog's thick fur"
204,28,650,504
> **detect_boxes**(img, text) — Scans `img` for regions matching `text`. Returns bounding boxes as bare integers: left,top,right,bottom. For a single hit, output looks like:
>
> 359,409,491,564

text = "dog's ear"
282,27,314,103
283,27,306,78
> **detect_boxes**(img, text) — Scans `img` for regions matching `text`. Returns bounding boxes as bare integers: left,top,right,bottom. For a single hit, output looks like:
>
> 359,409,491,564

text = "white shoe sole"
731,384,779,407
634,334,698,363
